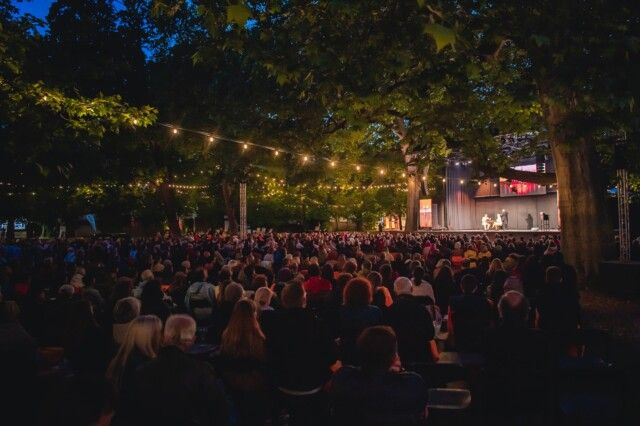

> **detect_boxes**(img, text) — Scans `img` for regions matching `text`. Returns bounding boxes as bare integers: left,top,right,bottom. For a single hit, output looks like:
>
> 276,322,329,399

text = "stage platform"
414,229,561,239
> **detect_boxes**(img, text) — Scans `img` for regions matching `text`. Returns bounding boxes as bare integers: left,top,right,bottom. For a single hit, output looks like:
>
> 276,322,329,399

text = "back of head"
357,326,397,374
307,263,321,278
222,299,265,359
254,287,273,307
140,280,163,304
189,267,206,284
460,274,479,295
343,277,373,307
498,291,530,327
58,284,75,300
413,266,425,284
367,271,383,288
113,297,141,324
281,281,305,309
321,263,334,281
545,266,563,285
224,282,244,304
393,277,412,296
140,269,154,282
163,314,196,350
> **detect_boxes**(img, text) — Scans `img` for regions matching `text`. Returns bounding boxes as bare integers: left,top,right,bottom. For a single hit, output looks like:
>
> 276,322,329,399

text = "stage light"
455,162,460,166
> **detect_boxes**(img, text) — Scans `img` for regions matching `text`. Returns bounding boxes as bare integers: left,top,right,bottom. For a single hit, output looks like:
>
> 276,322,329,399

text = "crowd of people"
0,230,614,425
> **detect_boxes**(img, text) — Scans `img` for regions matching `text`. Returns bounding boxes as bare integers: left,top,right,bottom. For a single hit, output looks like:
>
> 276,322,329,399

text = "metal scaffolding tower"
617,169,631,262
239,182,247,238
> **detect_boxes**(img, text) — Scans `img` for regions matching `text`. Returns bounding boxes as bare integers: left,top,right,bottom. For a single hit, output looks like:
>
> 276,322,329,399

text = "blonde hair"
488,258,504,273
163,314,196,349
254,287,273,307
221,299,266,360
106,315,162,389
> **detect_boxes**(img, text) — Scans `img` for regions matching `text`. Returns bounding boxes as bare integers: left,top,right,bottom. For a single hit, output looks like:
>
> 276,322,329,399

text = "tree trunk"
547,105,612,284
222,181,239,234
403,145,420,232
159,183,180,235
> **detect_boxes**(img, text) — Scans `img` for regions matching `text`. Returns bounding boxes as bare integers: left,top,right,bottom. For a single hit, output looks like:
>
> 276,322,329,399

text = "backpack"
187,282,213,320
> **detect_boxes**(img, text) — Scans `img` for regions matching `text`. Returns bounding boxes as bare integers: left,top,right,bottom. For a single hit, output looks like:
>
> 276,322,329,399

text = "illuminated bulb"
442,178,446,183
356,165,361,171
402,173,406,178
303,155,308,163
274,150,279,156
243,143,248,150
455,162,460,166
379,169,385,175
172,128,178,134
133,119,139,125
460,179,465,184
493,183,497,187
421,176,426,181
209,136,214,143
330,161,336,167
42,95,48,101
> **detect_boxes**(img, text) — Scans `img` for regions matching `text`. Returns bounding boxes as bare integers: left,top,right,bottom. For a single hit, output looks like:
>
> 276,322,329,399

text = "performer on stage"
501,209,509,230
481,214,490,231
493,212,503,230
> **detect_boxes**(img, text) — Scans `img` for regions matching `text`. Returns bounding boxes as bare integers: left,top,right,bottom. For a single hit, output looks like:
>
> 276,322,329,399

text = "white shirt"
412,280,435,301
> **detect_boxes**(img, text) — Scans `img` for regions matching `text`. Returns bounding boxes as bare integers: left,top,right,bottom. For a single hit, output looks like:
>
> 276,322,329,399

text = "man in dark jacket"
330,326,427,426
134,315,228,426
260,282,337,425
385,277,435,363
449,274,492,352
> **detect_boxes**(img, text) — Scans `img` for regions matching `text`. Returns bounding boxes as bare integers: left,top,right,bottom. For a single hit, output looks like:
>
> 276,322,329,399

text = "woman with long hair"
106,315,162,424
219,299,271,425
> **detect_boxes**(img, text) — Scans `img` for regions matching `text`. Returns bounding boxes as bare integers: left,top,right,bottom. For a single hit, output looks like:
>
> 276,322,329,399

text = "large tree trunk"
222,181,239,234
405,172,420,232
159,183,180,235
547,105,612,284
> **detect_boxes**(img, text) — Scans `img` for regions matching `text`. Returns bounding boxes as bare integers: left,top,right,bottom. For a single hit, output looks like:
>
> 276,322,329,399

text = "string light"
302,155,309,163
460,179,465,184
356,165,361,171
208,136,214,143
421,176,426,181
330,161,336,167
274,150,279,156
243,143,248,150
172,128,178,134
402,173,406,178
442,178,446,182
379,169,385,175
133,119,139,125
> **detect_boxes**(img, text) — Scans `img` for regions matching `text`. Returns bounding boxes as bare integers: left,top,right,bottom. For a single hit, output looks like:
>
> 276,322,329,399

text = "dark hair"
140,280,164,305
189,267,206,284
343,261,357,274
460,274,479,294
281,282,305,309
307,263,321,277
362,260,372,271
367,271,383,288
545,266,563,284
321,263,334,282
343,278,372,307
413,266,425,286
357,326,397,373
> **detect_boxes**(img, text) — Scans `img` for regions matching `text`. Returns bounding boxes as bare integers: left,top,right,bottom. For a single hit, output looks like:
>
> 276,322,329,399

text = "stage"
417,229,561,239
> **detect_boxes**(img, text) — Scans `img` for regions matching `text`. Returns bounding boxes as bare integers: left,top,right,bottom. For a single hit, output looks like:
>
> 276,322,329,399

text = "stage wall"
444,163,558,230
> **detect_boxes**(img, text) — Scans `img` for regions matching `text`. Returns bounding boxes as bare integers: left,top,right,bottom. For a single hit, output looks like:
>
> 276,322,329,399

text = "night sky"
13,0,55,20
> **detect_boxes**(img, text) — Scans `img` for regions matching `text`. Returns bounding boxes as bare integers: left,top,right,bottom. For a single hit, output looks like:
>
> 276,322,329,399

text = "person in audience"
339,277,383,365
433,263,456,314
386,277,436,363
64,299,112,375
411,266,434,303
261,282,337,426
107,315,162,425
219,299,272,425
483,291,552,420
184,268,215,321
330,326,427,426
0,301,38,425
112,297,141,346
133,269,154,299
254,286,274,312
536,266,580,333
368,271,393,310
303,263,332,297
209,282,244,344
166,272,188,311
134,315,228,425
139,280,171,322
448,274,491,351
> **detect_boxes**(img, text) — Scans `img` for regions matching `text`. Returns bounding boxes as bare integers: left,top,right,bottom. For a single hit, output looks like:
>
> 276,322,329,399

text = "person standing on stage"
501,210,509,230
481,214,490,231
